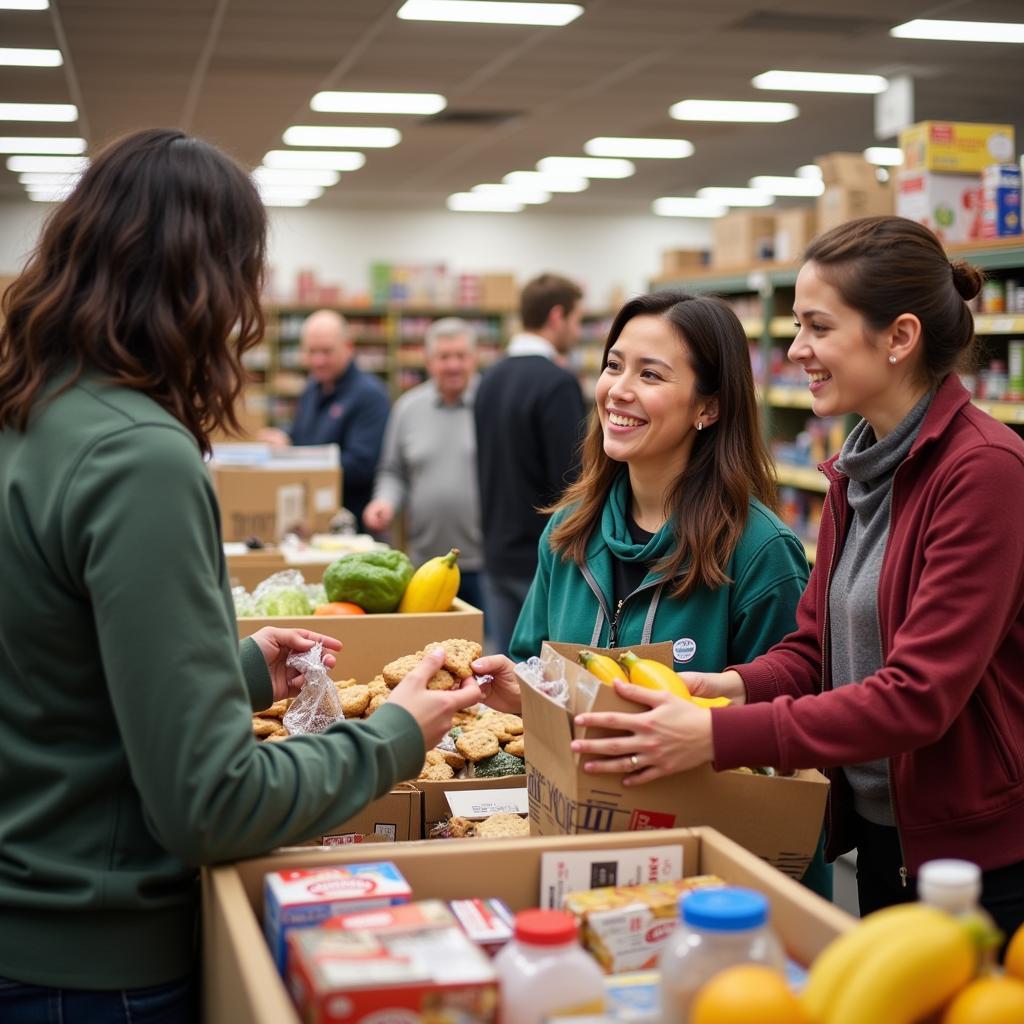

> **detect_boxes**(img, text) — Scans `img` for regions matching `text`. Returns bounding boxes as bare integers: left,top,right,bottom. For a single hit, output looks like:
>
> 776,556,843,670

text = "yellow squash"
577,650,627,685
397,548,461,613
617,651,690,699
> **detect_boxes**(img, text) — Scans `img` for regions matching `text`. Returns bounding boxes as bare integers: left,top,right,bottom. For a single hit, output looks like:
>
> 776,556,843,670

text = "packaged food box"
980,164,1022,238
900,120,1015,174
448,897,516,955
322,899,455,934
286,918,498,1022
263,862,411,972
564,876,724,973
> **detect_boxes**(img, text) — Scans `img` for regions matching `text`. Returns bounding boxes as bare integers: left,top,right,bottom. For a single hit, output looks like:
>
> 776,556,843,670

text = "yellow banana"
689,694,732,708
617,651,690,698
802,903,947,1022
577,650,628,684
397,548,461,613
823,909,991,1024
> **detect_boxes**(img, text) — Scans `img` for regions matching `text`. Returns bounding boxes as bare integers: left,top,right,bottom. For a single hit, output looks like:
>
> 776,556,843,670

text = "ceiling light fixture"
397,0,583,27
752,70,888,94
749,175,824,197
0,102,77,121
0,1,49,8
863,146,903,166
697,186,773,207
7,154,87,171
263,149,366,171
0,136,85,153
795,164,823,179
652,197,727,218
447,191,523,212
283,126,401,148
17,171,81,186
503,169,588,192
473,182,551,204
536,155,635,178
256,185,324,203
311,91,447,115
890,19,1024,44
253,167,341,187
670,99,799,122
261,196,312,207
0,47,62,67
583,137,694,159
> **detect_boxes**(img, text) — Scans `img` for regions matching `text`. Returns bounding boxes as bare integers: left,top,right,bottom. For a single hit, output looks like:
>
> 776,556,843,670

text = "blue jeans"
0,974,195,1023
482,573,534,656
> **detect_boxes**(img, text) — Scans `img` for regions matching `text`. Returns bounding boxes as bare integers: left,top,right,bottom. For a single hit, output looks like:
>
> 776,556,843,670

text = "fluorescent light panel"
749,175,824,197
584,136,693,159
503,170,587,192
311,91,446,115
670,99,799,122
447,191,523,212
263,149,365,171
0,136,85,153
18,171,81,186
254,167,340,187
891,19,1024,44
0,102,77,122
261,197,311,207
0,47,62,67
283,126,401,148
864,147,903,166
7,154,87,171
796,164,823,179
652,197,727,218
257,185,324,201
0,1,49,8
752,70,888,94
473,182,550,204
697,186,773,207
397,0,582,26
537,155,634,178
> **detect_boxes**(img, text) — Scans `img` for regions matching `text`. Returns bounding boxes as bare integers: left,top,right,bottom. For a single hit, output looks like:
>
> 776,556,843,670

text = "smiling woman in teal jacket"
479,290,826,894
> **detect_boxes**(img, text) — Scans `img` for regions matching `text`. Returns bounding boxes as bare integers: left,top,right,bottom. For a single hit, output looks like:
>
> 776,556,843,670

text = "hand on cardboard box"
390,647,484,749
250,627,342,701
570,680,714,784
467,654,522,714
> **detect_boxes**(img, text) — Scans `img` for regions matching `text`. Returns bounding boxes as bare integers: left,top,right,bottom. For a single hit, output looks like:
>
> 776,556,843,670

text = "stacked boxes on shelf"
815,152,893,234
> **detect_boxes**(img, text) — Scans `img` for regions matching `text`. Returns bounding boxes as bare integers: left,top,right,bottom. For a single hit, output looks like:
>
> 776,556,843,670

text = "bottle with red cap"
493,908,605,1024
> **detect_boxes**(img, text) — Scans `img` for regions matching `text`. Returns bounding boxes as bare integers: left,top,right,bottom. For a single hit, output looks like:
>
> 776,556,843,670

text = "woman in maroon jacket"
570,216,1024,936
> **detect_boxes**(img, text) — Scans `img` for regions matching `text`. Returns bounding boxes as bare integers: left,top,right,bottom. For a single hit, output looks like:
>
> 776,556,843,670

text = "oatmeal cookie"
456,729,500,763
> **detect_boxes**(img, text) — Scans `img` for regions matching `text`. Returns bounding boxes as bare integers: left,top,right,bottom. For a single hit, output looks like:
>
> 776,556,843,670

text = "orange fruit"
941,975,1024,1024
690,964,810,1024
1005,921,1024,982
313,601,365,616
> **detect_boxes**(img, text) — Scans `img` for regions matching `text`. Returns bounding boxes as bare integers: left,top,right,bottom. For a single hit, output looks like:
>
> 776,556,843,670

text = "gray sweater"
830,391,932,826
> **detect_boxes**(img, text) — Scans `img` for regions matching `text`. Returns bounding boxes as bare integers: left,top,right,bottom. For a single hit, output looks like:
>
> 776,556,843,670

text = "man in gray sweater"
364,318,485,612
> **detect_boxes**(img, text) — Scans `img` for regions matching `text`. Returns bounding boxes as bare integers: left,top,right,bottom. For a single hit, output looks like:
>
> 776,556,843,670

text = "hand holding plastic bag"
282,641,344,735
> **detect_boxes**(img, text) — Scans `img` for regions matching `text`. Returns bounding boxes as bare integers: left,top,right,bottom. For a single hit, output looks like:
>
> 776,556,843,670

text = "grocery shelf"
774,462,828,493
974,314,1024,335
769,317,798,338
973,399,1024,424
767,386,815,409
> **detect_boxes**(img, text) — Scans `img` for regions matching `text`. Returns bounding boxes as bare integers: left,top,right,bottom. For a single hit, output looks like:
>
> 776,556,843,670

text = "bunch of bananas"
576,649,730,707
802,902,1001,1024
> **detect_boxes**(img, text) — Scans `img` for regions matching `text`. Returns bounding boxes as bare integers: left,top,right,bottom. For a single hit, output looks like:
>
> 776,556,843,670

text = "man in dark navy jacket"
261,309,389,530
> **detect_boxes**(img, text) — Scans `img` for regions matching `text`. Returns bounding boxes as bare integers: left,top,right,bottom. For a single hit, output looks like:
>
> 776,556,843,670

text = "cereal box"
263,862,411,972
448,897,516,955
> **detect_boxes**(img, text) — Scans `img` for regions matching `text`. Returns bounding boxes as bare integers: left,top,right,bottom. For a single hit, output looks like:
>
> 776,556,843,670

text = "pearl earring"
697,420,703,431
889,355,897,365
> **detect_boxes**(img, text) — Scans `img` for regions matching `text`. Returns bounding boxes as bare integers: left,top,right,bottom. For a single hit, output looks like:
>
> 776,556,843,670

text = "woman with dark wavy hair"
0,129,482,1022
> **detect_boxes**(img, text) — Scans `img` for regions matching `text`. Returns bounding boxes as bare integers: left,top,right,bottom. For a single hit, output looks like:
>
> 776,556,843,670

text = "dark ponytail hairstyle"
803,215,982,385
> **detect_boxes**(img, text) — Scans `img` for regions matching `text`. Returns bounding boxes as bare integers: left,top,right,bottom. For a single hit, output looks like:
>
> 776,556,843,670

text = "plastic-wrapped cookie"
476,813,530,839
338,684,371,718
456,729,500,762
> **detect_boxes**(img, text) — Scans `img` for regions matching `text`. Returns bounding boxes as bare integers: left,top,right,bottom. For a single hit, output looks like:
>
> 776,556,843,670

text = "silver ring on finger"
629,753,639,770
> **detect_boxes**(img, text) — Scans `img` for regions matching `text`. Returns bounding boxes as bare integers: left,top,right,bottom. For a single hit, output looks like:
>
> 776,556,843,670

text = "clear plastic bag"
231,586,256,618
250,568,313,617
515,655,570,707
282,641,344,735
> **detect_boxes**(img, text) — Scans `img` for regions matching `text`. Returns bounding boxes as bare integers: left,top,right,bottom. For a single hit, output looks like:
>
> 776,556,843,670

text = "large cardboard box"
202,827,854,1024
814,152,880,189
712,211,776,268
896,170,982,245
519,644,829,879
226,549,288,591
480,273,518,311
660,248,708,277
209,444,342,543
773,208,818,263
290,786,423,847
900,120,1015,174
816,182,893,234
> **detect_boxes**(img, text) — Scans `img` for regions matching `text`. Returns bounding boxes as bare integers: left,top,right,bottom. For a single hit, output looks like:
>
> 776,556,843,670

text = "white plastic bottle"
918,858,999,971
494,908,606,1024
658,887,785,1023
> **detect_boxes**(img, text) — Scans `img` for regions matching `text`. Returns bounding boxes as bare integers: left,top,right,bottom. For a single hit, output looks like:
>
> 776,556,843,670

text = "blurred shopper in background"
0,128,482,1022
364,316,486,612
260,308,390,531
474,272,587,654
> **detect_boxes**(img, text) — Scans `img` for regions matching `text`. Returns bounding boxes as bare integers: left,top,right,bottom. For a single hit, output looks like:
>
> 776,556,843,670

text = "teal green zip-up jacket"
0,375,425,990
510,474,810,670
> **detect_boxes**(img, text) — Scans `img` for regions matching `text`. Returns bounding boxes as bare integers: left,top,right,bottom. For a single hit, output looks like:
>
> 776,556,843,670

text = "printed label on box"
446,788,530,820
538,845,683,910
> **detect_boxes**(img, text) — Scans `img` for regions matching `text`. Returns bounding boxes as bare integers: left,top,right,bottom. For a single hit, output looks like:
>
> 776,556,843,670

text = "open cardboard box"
201,826,853,1024
288,785,423,846
519,643,829,879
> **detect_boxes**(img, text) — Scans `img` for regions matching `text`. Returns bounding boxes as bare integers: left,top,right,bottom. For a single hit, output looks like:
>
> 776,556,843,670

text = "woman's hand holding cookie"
389,648,484,749
467,654,522,714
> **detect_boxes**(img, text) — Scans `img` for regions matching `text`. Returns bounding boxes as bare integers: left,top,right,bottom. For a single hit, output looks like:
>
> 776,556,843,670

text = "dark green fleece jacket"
510,473,809,669
0,374,424,989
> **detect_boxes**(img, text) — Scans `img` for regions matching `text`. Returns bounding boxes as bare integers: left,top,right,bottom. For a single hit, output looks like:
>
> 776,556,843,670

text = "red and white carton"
286,920,498,1022
264,862,411,973
322,899,456,935
448,898,516,956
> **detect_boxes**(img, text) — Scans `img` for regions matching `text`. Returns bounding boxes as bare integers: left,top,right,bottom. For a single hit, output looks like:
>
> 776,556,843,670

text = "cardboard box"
209,444,342,543
980,164,1023,238
519,643,829,879
814,152,881,189
201,826,855,1024
712,212,776,268
418,774,526,831
896,170,982,245
773,208,818,263
816,182,893,234
900,120,1016,174
289,787,424,847
480,273,518,311
660,248,708,277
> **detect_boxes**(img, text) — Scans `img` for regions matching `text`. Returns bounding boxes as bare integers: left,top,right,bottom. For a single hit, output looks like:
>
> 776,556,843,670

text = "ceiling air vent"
422,109,521,127
732,11,889,35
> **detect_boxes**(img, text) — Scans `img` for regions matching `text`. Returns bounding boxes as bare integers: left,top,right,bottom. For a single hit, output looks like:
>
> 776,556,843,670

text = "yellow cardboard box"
900,120,1016,174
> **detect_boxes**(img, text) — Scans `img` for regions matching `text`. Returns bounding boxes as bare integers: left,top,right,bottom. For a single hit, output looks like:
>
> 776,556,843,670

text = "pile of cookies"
417,709,525,783
440,813,530,840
